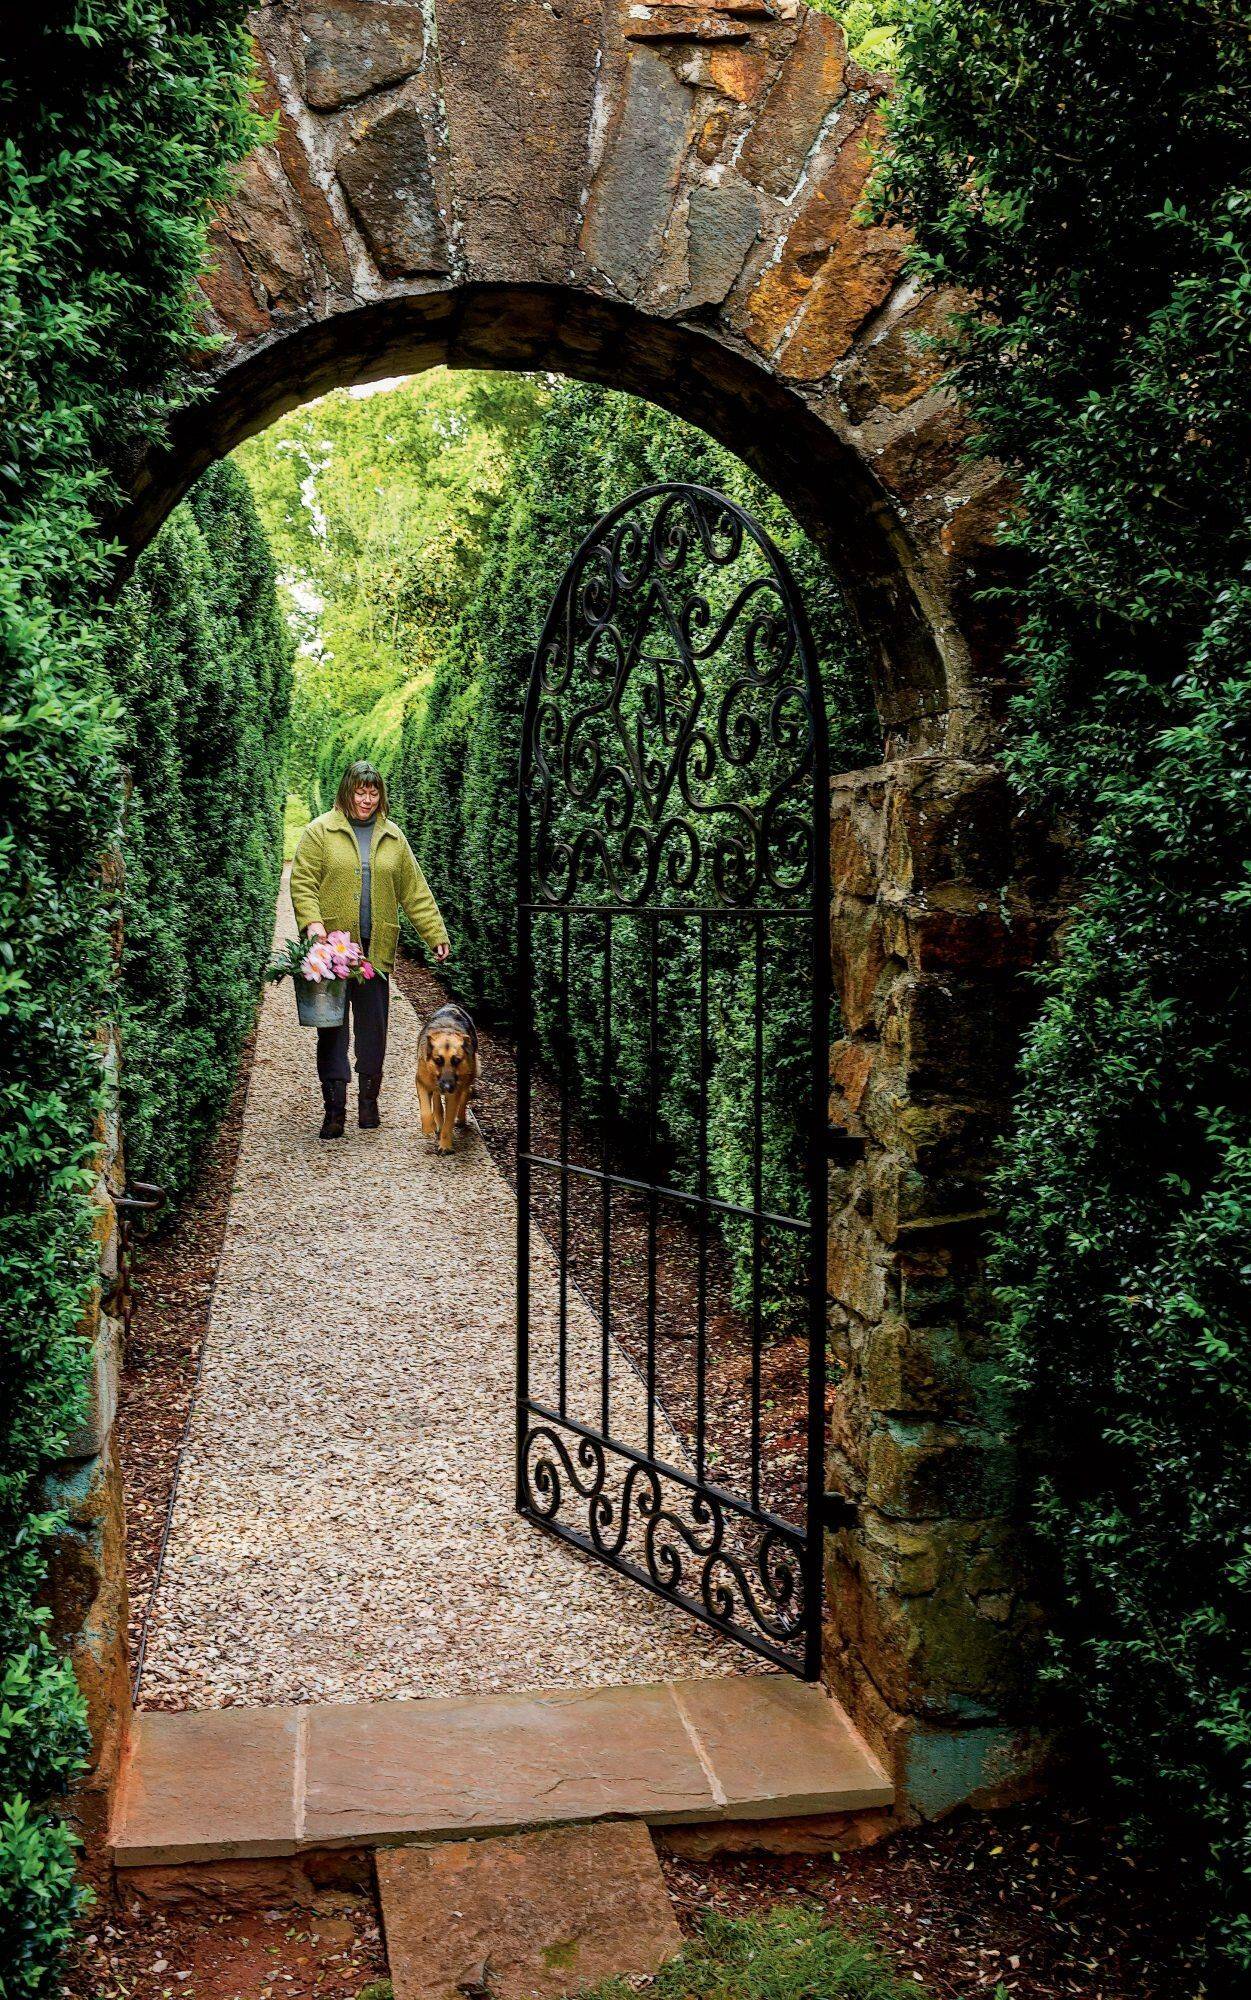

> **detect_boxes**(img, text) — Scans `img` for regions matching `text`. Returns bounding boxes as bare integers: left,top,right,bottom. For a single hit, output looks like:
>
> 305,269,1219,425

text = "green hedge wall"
385,383,880,1319
110,461,292,1203
874,0,1251,1971
0,8,259,1994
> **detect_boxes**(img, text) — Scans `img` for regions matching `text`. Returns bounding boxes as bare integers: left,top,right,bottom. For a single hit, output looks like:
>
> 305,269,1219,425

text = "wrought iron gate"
516,483,829,1677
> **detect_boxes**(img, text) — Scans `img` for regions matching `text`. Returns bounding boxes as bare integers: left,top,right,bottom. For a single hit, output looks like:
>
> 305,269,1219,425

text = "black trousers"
316,964,390,1086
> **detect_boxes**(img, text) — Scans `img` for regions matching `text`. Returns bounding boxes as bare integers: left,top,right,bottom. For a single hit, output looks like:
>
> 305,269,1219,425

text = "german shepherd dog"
416,1002,479,1153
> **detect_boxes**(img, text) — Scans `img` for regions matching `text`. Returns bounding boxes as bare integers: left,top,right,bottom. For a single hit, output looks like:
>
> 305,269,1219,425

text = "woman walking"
291,760,449,1139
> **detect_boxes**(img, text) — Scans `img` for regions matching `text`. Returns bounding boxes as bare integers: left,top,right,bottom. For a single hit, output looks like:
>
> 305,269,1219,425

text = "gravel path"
137,876,757,1708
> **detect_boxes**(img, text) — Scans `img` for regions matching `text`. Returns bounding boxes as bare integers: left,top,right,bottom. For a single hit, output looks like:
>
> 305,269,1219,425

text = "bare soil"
60,1893,386,2000
661,1801,1199,2000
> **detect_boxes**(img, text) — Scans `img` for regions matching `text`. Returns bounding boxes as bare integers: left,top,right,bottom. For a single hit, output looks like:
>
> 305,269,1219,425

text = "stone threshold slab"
113,1677,892,1868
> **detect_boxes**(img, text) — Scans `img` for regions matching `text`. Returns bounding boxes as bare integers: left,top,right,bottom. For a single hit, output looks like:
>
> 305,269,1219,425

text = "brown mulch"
391,951,809,1527
116,1018,260,1687
661,1801,1201,2000
61,1893,386,2000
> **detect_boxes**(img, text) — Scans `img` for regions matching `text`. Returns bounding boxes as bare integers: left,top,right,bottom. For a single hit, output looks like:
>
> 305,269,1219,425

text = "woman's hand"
306,921,327,941
435,941,451,963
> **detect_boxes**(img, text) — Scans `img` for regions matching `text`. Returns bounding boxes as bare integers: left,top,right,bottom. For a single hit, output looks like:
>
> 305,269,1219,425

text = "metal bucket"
294,978,348,1029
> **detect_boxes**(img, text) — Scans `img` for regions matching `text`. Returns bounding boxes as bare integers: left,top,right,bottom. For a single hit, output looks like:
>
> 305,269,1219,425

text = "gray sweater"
353,813,376,942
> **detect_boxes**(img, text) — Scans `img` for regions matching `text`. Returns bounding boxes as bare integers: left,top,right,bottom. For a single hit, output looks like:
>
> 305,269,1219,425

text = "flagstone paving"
112,1678,893,1868
136,875,757,1709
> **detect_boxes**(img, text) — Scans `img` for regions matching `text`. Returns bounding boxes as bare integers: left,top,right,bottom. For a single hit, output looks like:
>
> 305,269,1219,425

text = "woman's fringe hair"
335,759,389,818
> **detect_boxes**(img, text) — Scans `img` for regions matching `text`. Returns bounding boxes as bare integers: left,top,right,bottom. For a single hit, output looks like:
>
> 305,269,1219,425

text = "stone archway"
68,0,1050,1847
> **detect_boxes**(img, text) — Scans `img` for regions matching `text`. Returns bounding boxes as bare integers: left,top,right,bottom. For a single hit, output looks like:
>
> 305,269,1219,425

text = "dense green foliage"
813,0,910,67
110,462,291,1201
0,7,259,1992
314,379,879,1315
234,372,548,812
874,0,1251,1967
584,1906,928,2000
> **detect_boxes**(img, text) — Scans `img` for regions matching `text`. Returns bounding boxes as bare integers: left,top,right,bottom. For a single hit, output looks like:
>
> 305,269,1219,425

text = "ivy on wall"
872,0,1251,1970
110,461,292,1202
0,8,260,1992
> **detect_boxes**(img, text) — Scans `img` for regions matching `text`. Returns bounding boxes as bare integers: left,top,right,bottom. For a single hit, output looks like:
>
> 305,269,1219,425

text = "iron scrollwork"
526,485,819,910
522,1419,807,1665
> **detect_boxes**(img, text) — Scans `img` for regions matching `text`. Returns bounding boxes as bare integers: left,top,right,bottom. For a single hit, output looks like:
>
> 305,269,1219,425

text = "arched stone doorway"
68,1,1049,1850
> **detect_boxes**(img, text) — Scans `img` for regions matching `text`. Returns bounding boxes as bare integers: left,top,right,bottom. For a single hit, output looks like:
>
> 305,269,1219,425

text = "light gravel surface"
138,877,759,1708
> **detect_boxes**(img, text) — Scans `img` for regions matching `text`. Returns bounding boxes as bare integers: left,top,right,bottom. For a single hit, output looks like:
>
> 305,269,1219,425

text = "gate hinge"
822,1489,859,1531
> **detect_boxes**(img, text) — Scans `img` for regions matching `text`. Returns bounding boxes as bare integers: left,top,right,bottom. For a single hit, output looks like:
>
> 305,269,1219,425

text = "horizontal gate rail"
519,1151,810,1235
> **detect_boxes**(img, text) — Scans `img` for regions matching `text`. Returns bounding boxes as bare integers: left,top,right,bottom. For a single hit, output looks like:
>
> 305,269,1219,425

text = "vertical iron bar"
751,912,764,1514
804,665,832,1683
558,911,570,1418
696,915,709,1485
600,911,613,1438
515,813,534,1518
646,909,660,1460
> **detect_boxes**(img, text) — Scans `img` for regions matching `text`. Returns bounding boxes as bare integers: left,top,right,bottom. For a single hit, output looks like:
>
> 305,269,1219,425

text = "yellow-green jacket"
289,809,448,975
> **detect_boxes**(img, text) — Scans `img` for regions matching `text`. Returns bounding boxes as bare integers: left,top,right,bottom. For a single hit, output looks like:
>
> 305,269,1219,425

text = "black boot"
358,1076,381,1130
319,1079,347,1140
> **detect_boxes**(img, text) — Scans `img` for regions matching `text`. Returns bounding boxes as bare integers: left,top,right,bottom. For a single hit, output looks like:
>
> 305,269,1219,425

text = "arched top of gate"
521,482,827,913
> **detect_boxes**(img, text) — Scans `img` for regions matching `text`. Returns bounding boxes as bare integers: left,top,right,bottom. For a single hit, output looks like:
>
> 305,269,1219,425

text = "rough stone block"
436,0,600,279
902,1722,1049,1818
829,1037,874,1125
743,111,905,374
884,760,1015,896
828,1206,887,1323
830,807,879,897
866,1421,1015,1521
683,177,761,309
775,128,907,380
217,146,316,317
830,897,889,1032
301,3,426,111
708,45,770,104
336,100,447,277
887,974,1026,1099
737,12,849,198
376,1822,681,2000
837,289,955,425
871,395,971,526
582,49,693,297
903,887,1041,981
40,1441,130,1787
660,1807,894,1859
861,1320,991,1423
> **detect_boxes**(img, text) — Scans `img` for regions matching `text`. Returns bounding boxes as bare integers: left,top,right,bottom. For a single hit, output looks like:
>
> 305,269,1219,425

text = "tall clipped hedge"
386,383,879,1316
874,0,1251,1969
0,8,258,1992
110,461,291,1202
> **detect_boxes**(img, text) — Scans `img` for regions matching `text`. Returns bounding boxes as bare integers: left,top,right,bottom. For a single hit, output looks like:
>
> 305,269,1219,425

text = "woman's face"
351,780,381,820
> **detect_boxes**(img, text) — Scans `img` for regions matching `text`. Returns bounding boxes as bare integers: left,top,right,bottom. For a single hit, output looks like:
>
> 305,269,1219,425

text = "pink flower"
327,930,352,949
331,955,349,978
360,960,376,980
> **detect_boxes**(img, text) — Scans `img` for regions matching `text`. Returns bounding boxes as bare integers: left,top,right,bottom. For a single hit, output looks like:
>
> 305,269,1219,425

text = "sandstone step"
112,1675,892,1871
377,1821,682,2000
